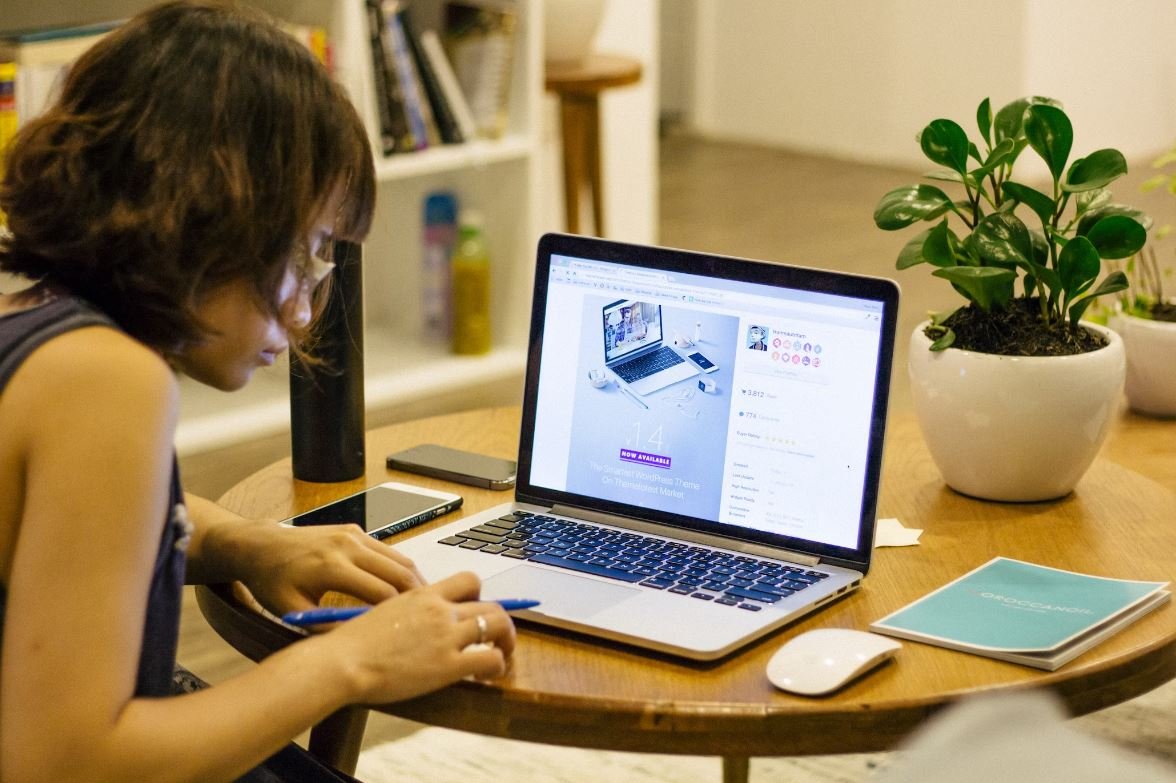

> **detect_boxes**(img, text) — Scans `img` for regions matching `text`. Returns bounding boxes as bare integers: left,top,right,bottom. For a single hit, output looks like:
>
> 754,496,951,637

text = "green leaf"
930,328,956,351
923,170,979,188
1068,271,1130,325
1076,204,1154,236
1063,148,1128,192
1085,214,1147,259
977,97,993,147
1058,236,1100,297
1001,181,1056,226
1076,188,1112,215
968,142,983,163
896,227,934,269
971,212,1033,268
922,219,960,267
1029,229,1050,267
933,266,1017,311
1140,174,1169,193
993,98,1031,144
873,184,953,230
1024,104,1073,182
920,119,971,174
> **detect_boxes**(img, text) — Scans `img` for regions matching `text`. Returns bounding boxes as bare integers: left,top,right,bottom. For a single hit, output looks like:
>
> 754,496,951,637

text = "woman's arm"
0,329,514,783
182,495,426,616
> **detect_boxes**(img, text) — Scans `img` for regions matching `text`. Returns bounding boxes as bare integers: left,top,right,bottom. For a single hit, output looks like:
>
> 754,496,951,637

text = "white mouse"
766,628,901,696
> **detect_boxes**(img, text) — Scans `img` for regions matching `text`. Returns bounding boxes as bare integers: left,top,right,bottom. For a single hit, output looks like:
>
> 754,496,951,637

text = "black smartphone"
282,482,463,540
386,444,517,490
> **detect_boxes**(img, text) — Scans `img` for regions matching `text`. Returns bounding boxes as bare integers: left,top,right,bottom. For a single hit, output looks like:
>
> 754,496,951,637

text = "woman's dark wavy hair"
0,0,375,357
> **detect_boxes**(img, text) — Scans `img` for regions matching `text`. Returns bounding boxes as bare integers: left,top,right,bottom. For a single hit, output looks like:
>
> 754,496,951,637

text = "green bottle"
450,211,492,354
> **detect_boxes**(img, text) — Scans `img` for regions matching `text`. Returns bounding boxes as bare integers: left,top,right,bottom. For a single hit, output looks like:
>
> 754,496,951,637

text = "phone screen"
688,352,715,369
288,486,454,534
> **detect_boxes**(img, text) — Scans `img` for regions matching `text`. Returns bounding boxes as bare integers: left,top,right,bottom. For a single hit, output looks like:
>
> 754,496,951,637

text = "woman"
0,3,514,781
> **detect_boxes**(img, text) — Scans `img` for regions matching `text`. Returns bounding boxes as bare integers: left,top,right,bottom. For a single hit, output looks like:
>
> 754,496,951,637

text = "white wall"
538,0,660,243
686,0,1176,168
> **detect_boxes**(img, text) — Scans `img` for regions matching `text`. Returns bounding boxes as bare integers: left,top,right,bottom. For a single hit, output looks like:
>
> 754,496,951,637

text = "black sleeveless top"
0,296,189,697
0,295,359,782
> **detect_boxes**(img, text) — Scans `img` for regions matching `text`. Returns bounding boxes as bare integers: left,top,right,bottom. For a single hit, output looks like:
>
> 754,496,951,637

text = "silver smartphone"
283,481,463,540
386,444,517,490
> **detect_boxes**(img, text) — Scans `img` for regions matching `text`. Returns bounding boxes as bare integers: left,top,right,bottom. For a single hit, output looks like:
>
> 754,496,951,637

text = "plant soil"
1149,303,1176,323
931,298,1107,356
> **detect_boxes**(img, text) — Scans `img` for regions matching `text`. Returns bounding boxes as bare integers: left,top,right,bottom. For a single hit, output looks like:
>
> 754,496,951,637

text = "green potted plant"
1104,149,1176,416
874,96,1149,501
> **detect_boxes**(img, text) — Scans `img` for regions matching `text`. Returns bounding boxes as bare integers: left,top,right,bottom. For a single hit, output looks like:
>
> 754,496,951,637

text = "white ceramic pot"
908,321,1125,502
543,0,606,66
1109,312,1176,417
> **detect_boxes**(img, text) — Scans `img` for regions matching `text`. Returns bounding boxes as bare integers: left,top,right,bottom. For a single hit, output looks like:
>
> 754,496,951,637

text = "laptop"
394,233,900,660
602,300,698,395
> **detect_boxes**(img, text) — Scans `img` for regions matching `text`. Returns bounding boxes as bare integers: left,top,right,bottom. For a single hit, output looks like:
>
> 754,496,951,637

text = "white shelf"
375,135,533,181
176,332,527,456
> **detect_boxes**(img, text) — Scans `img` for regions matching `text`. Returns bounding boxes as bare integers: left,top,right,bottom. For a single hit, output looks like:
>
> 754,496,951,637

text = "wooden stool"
545,53,642,236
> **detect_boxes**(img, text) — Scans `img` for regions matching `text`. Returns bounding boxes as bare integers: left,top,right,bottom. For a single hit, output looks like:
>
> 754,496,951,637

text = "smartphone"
283,482,463,540
687,351,719,373
386,444,517,490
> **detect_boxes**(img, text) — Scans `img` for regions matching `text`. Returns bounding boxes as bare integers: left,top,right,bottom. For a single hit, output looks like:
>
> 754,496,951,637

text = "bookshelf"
178,0,543,454
3,0,544,455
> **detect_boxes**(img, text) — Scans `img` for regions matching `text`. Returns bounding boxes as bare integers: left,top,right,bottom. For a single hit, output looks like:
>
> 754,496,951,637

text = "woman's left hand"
234,523,427,617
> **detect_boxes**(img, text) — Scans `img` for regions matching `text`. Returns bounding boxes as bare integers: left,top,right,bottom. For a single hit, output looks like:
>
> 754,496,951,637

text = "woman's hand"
235,523,426,618
319,571,517,704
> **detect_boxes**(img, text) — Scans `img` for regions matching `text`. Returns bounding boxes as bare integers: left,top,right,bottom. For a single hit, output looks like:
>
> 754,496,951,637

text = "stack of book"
367,0,514,156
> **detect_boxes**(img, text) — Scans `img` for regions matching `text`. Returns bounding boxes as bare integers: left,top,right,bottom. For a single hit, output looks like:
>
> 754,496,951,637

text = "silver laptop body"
395,234,899,660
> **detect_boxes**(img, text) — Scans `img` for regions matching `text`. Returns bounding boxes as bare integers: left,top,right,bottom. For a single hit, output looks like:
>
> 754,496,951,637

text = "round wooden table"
198,406,1176,782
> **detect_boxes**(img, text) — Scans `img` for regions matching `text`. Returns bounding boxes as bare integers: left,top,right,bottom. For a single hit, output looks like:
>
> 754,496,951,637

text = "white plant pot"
908,321,1125,502
1109,312,1176,417
543,0,606,66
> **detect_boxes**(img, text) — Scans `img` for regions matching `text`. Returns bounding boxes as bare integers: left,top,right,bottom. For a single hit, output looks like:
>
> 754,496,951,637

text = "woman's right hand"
316,571,516,705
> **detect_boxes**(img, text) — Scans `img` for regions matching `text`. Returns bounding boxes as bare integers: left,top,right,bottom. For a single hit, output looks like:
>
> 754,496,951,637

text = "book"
399,8,464,145
420,28,478,143
278,21,332,71
365,0,413,155
0,60,15,228
382,1,436,150
870,557,1170,670
444,1,517,139
3,23,114,124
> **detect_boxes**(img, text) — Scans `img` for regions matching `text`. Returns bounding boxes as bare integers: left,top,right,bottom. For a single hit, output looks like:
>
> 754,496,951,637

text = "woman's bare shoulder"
3,325,179,432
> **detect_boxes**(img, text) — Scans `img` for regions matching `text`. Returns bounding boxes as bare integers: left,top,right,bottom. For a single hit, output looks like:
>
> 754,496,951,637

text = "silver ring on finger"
475,614,488,645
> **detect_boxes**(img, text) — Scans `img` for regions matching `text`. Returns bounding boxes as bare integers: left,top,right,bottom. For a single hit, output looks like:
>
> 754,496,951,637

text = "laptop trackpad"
481,565,641,620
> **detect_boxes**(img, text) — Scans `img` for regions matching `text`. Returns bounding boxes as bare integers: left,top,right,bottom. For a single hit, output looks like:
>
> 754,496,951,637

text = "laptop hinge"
548,504,821,567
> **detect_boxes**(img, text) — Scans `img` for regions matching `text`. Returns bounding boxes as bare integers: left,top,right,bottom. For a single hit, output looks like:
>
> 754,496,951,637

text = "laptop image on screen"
392,233,900,660
601,300,698,395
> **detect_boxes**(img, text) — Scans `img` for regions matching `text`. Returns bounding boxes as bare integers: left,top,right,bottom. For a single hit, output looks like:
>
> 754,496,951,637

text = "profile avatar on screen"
747,324,769,351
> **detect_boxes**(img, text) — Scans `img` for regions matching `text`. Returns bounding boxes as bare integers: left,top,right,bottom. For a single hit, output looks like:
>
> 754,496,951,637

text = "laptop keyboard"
438,510,830,611
613,345,686,383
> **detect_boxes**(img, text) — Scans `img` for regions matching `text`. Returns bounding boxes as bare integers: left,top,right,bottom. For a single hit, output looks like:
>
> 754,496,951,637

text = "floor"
176,132,1176,756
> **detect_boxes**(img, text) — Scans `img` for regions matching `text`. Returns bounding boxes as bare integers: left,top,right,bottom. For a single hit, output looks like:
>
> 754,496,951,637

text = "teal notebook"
870,557,1170,670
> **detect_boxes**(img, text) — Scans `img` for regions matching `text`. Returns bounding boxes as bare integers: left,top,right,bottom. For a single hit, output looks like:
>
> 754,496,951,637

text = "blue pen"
282,599,541,627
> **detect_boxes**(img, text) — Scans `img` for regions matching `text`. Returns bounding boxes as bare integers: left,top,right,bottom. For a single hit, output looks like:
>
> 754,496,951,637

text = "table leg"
559,95,587,234
308,706,369,776
583,95,604,236
722,755,750,783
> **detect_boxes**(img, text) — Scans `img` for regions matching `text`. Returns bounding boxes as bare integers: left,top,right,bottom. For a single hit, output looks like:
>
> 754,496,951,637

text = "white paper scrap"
875,517,922,547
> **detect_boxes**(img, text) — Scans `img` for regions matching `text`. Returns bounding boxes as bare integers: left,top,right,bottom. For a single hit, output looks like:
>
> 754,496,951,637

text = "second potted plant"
874,96,1149,501
1106,149,1176,417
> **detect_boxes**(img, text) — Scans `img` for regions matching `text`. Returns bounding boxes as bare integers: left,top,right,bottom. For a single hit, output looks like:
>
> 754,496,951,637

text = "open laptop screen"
517,235,899,571
602,300,663,362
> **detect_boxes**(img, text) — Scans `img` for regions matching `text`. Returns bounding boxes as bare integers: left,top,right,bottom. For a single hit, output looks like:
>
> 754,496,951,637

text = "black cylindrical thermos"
290,239,365,482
